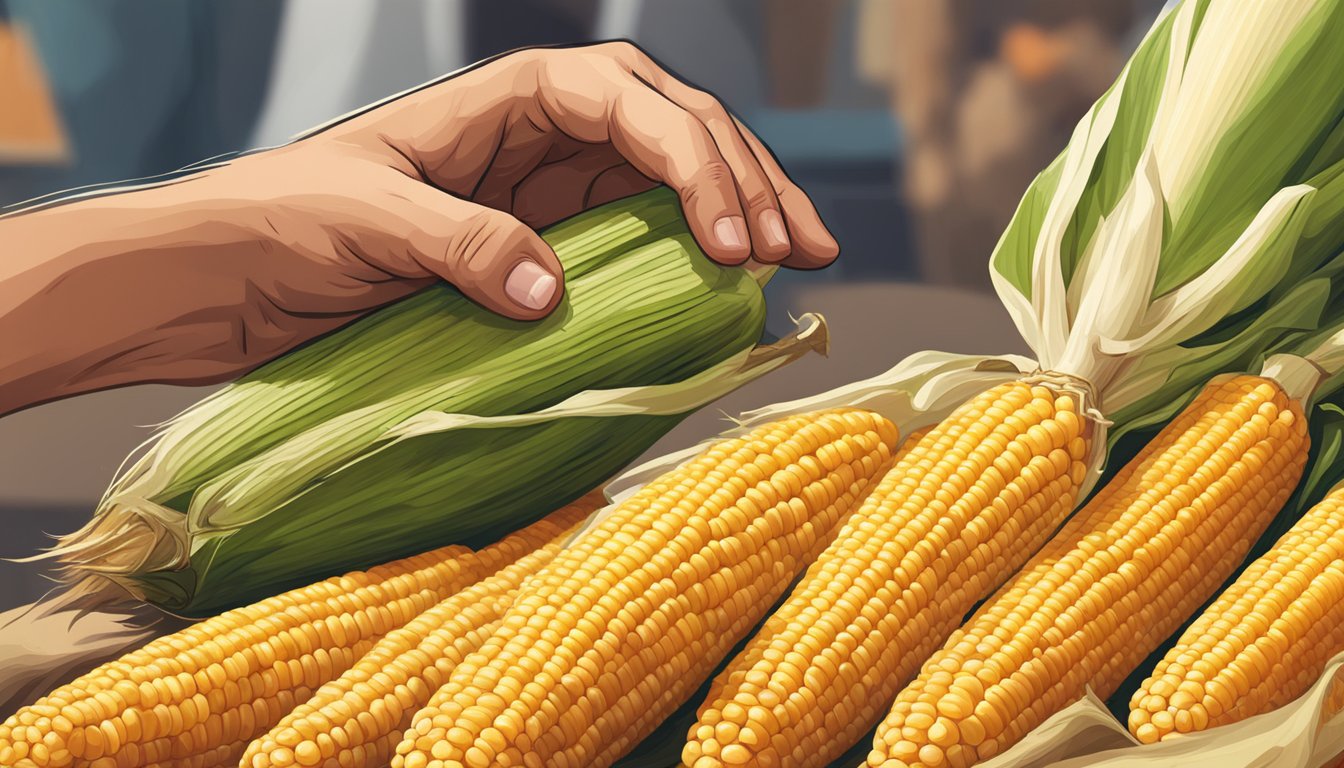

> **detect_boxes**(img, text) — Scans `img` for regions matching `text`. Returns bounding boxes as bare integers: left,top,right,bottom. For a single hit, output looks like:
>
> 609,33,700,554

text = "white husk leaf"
1097,185,1315,361
1298,326,1344,385
1151,0,1319,211
378,313,824,444
1003,76,1128,366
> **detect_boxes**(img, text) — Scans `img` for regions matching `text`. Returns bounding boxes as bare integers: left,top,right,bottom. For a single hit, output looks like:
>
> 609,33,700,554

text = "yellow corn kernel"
686,381,1090,768
869,375,1308,767
393,409,900,768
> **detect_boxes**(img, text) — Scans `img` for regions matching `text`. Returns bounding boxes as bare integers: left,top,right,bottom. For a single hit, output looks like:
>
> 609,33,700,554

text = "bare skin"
0,43,838,416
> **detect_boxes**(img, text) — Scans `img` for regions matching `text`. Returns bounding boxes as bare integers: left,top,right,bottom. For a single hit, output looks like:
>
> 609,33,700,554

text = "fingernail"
505,259,558,311
713,216,748,251
759,209,788,249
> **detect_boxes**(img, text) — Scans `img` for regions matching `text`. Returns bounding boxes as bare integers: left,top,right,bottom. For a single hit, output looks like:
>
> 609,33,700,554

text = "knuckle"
446,210,512,284
503,47,548,74
505,47,543,64
678,112,704,135
594,39,639,66
743,185,777,210
691,161,734,187
596,39,641,63
686,92,727,122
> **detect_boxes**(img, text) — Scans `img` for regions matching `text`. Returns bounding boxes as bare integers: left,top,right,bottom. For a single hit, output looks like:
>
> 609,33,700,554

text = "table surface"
0,281,1030,609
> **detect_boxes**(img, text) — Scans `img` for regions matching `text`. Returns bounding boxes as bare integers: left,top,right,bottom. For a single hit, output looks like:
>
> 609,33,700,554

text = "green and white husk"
988,0,1344,435
49,188,824,616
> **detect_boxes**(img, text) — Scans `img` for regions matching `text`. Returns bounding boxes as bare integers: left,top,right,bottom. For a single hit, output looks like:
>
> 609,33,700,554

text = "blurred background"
0,0,1165,608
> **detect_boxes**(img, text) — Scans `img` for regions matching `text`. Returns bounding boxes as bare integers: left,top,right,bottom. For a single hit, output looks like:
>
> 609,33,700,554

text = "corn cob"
680,380,1090,768
392,408,900,768
241,513,585,768
0,497,600,768
1129,483,1344,742
679,425,929,768
868,375,1308,768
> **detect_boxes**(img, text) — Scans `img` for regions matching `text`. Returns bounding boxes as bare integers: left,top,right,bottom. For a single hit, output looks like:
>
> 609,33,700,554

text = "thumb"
390,181,564,320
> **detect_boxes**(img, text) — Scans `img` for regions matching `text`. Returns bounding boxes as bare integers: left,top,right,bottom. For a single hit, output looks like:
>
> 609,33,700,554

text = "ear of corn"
241,513,584,768
680,381,1090,768
391,409,900,768
54,188,779,616
1130,482,1344,743
0,497,600,768
867,375,1308,768
572,428,931,768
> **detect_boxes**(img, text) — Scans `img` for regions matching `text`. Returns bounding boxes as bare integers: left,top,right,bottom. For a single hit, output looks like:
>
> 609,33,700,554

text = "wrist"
0,174,261,413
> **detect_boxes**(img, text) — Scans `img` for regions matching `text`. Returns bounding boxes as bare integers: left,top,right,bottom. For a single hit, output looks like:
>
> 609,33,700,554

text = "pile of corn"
8,368,1344,768
0,409,907,768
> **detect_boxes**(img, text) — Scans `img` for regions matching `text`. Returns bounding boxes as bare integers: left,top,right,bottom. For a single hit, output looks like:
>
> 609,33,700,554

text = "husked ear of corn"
0,497,600,768
1119,328,1344,744
52,188,800,616
681,382,1090,768
392,408,900,768
866,374,1309,768
242,513,583,768
1129,482,1344,743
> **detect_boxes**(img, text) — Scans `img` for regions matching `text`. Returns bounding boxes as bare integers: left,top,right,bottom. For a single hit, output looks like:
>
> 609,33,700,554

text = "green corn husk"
50,188,822,617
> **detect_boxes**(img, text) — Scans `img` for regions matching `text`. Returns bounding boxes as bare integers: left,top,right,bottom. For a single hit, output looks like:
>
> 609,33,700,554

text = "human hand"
0,43,837,413
225,41,838,320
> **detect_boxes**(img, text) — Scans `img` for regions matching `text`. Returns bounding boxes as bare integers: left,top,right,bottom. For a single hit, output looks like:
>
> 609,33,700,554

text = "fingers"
604,84,753,265
633,68,792,263
354,41,838,271
382,176,564,320
573,42,838,268
729,116,839,269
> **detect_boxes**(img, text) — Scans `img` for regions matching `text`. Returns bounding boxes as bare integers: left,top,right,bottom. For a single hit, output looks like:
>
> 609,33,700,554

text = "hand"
0,43,837,415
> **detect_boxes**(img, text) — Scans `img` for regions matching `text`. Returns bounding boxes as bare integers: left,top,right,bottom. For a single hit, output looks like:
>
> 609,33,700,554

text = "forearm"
0,181,261,414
